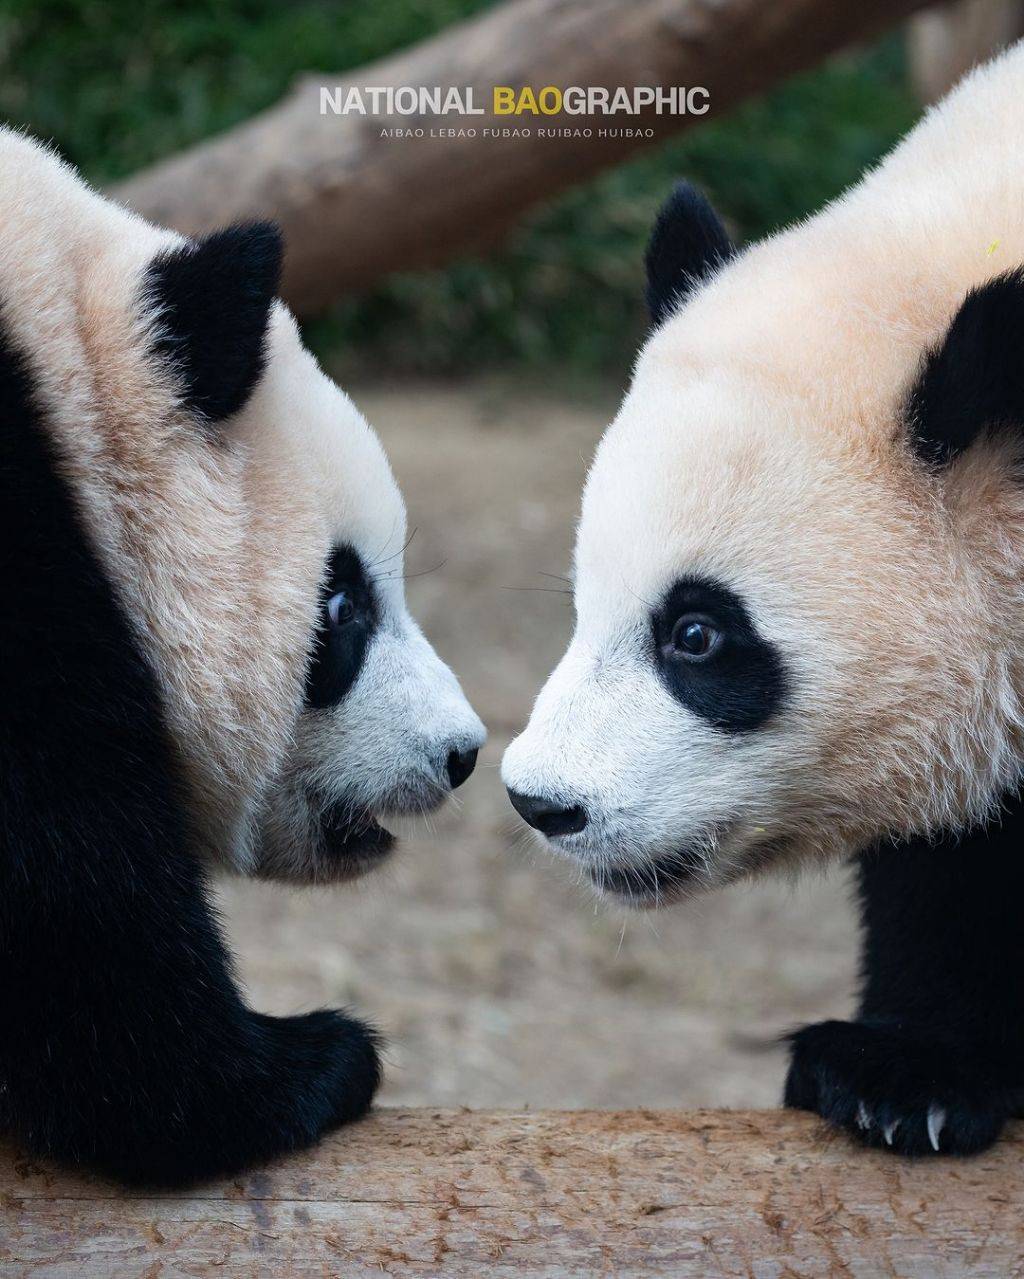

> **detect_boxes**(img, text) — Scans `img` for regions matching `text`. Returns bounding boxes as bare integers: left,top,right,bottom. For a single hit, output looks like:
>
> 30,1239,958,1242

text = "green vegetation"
0,1,919,378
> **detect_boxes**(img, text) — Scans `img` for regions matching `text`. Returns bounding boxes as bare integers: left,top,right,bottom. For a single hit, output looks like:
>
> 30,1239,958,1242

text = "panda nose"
446,747,479,790
507,789,588,837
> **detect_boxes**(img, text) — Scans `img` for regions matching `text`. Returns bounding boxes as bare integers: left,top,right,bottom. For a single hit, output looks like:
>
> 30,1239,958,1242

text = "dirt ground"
220,379,858,1109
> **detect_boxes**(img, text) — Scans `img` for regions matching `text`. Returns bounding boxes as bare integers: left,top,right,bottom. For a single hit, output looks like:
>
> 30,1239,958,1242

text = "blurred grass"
0,0,919,379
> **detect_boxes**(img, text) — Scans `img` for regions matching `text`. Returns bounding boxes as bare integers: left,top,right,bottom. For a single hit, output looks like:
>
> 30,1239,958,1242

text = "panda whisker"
621,579,657,612
641,910,662,940
386,559,447,583
368,524,418,570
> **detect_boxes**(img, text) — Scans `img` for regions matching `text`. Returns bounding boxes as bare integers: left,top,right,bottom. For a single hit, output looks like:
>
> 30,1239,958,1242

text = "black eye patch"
303,546,378,709
651,577,788,733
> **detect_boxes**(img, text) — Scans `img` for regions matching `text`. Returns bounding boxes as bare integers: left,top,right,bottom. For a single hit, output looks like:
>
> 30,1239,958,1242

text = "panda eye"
668,615,721,660
326,590,356,627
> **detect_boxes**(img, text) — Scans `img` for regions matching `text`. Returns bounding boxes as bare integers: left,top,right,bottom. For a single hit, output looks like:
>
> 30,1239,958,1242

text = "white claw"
927,1104,946,1153
883,1120,898,1146
856,1101,871,1130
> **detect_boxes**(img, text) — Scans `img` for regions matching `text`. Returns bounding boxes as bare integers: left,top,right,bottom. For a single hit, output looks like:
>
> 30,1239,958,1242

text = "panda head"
503,181,1024,906
3,132,483,884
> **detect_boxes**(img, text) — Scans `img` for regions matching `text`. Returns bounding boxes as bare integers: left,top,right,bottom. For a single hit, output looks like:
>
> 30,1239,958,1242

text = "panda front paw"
253,1007,382,1136
784,1019,1012,1156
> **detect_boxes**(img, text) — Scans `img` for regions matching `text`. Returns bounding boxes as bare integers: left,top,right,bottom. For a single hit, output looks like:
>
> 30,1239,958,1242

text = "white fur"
0,127,484,881
504,44,1024,900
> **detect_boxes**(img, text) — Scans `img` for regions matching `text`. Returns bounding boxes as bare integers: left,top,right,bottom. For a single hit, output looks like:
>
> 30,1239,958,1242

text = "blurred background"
1,0,1014,1107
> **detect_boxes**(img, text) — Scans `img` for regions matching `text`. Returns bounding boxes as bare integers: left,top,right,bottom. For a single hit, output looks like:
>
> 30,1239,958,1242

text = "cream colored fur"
503,44,1024,897
0,128,483,878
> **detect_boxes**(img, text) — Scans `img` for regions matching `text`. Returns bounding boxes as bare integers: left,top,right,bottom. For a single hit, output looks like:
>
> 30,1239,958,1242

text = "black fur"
144,222,283,425
644,183,735,327
305,546,379,709
651,577,788,733
907,268,1024,466
0,310,380,1186
785,803,1024,1155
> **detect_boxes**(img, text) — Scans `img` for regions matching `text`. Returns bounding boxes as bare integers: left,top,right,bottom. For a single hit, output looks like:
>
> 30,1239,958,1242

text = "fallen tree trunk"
908,0,1024,103
2,1108,1021,1276
114,0,936,314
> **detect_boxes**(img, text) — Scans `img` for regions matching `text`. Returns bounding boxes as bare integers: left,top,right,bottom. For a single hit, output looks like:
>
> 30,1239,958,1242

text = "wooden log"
112,0,937,315
907,0,1024,104
1,1108,1021,1276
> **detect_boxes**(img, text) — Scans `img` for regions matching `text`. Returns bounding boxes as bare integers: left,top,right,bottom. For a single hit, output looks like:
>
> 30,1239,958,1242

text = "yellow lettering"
493,87,516,115
538,86,562,115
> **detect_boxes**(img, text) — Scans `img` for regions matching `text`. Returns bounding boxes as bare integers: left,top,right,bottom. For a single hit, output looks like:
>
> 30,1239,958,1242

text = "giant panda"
502,45,1024,1156
0,129,485,1184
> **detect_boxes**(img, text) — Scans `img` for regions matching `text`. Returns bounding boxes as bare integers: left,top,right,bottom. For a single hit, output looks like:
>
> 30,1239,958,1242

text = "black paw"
784,1019,1010,1157
253,1007,382,1136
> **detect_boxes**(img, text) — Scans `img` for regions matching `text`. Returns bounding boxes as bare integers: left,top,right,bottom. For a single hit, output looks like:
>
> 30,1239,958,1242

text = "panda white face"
502,378,842,902
245,313,488,885
217,309,487,883
502,183,1024,907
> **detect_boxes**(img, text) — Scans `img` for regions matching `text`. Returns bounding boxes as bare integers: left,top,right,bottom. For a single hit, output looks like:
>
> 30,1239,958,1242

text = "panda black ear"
907,269,1024,466
144,222,283,425
644,182,735,327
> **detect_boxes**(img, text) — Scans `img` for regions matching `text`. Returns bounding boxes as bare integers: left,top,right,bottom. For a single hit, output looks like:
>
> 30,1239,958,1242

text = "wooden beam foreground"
1,1108,1021,1277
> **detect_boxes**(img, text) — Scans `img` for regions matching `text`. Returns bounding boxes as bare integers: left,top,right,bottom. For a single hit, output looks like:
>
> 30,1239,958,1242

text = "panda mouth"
589,850,704,906
318,801,396,876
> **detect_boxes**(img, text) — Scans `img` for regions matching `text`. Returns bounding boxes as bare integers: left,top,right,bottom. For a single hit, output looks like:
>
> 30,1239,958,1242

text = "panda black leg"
2,851,381,1186
784,803,1024,1155
1,840,381,1187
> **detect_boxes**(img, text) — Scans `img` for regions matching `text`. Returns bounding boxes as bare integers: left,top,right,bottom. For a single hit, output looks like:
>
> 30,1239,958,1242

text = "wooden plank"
1,1108,1021,1277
